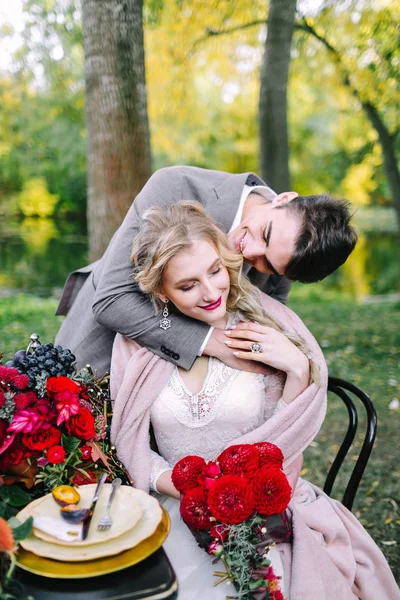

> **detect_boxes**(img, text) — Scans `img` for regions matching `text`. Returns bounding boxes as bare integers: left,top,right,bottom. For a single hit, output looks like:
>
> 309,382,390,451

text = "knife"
81,472,107,540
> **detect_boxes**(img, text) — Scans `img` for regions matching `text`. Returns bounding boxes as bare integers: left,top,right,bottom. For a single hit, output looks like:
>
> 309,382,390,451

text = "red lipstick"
200,297,222,311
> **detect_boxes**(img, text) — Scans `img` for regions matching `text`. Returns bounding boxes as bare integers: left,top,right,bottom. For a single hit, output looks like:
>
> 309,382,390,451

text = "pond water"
0,216,399,299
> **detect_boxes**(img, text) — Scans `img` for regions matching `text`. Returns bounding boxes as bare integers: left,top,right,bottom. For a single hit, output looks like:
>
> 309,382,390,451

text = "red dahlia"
172,455,206,494
254,442,284,469
218,444,260,477
252,467,291,516
180,487,212,530
208,474,254,524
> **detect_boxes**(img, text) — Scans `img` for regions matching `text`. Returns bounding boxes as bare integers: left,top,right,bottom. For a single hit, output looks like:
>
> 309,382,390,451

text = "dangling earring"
159,301,172,331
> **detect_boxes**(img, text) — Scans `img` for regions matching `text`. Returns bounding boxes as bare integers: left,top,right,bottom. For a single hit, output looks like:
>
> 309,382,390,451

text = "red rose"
199,460,222,490
218,444,260,477
172,455,206,494
22,426,61,451
47,445,66,464
80,445,92,460
71,469,99,486
180,487,212,530
252,467,292,516
65,408,96,441
46,376,80,396
208,474,254,524
254,442,284,469
0,446,24,469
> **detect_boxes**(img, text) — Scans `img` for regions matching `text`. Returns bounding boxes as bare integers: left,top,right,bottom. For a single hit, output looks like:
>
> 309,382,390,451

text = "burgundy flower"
208,475,254,524
180,487,212,531
0,392,5,409
46,445,66,465
11,374,30,391
254,442,284,469
0,366,19,384
13,391,37,411
172,455,206,494
218,444,260,477
252,467,291,516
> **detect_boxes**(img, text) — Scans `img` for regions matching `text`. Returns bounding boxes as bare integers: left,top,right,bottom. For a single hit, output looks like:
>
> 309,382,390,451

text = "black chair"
323,376,377,511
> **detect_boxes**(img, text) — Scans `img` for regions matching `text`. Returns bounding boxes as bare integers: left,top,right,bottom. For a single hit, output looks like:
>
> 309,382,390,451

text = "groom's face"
228,195,301,276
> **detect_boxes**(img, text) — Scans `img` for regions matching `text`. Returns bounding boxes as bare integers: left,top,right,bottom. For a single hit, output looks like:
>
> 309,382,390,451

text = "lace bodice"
149,357,286,491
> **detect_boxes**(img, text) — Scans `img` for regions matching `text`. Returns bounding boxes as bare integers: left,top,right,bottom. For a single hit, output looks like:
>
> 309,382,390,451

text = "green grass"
1,292,399,582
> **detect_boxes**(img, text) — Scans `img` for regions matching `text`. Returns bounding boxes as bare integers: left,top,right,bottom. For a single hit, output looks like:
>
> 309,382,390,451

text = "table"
16,547,178,600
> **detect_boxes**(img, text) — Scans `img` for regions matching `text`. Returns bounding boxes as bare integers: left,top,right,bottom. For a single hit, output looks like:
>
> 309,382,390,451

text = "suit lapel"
204,172,265,233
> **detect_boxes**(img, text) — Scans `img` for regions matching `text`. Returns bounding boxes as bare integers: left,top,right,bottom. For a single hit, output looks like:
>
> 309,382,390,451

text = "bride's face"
159,239,230,327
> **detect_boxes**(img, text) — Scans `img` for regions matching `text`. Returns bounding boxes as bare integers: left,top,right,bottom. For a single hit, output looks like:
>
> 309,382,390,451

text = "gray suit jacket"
55,166,291,375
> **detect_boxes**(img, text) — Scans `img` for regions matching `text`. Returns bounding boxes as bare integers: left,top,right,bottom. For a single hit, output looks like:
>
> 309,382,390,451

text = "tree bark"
82,0,152,261
259,0,297,192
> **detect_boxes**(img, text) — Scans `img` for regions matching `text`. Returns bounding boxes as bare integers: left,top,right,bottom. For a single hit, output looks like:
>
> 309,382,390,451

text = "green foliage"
0,487,32,508
7,517,33,544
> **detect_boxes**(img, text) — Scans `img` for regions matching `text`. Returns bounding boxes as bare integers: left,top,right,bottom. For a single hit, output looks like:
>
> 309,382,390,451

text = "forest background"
0,0,399,583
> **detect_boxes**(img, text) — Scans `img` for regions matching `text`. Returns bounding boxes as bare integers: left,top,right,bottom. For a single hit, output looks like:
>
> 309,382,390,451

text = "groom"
55,166,357,375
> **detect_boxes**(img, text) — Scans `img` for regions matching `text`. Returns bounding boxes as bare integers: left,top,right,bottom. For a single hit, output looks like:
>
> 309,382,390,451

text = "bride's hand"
223,321,310,381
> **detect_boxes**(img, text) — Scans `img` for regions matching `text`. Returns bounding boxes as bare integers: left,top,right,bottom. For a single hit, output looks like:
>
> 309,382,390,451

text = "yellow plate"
16,506,170,578
19,484,143,547
18,488,162,562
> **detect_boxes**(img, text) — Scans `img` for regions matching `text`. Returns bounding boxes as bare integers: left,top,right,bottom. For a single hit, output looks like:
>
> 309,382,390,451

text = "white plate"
18,484,142,547
18,487,163,561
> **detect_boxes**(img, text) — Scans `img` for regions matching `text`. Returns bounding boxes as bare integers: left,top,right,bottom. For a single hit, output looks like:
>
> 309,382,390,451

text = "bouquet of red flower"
0,334,128,506
172,443,292,600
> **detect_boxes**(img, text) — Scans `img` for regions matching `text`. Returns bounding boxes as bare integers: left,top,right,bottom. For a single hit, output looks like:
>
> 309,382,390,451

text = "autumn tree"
82,0,152,260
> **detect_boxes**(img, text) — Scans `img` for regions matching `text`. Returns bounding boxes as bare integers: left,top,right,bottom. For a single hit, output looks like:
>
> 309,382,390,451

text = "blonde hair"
131,201,319,384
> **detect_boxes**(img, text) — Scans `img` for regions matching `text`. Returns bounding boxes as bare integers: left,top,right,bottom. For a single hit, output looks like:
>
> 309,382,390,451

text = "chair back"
323,376,377,511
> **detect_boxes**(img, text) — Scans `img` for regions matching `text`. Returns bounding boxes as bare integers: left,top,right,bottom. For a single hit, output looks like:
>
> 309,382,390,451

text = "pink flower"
207,541,223,556
55,391,81,425
204,461,221,478
7,409,41,434
37,456,48,467
7,400,54,435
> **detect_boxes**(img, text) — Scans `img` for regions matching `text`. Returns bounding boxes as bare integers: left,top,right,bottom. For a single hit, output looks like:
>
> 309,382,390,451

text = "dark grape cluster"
9,344,76,384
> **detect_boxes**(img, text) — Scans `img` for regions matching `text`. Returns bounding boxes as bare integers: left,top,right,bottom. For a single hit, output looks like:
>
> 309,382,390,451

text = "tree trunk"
259,0,297,192
361,102,400,238
82,0,152,261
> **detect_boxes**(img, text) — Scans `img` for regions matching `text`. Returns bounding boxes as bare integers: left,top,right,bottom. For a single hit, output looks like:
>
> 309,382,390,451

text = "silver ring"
250,342,262,354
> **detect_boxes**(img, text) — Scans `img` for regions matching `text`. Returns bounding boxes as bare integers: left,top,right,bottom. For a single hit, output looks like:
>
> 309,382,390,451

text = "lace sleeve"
149,450,172,493
263,371,287,421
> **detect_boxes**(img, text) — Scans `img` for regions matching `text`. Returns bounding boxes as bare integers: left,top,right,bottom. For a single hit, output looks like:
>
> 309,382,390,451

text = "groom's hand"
203,328,275,375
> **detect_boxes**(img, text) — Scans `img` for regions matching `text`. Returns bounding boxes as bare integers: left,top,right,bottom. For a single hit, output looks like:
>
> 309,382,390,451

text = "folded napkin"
33,515,82,542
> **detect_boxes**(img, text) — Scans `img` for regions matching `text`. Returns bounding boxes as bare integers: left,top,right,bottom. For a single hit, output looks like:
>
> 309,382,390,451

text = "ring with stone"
250,341,262,354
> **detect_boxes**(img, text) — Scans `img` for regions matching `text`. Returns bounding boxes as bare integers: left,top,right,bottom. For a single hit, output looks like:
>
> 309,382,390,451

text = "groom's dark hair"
282,194,357,283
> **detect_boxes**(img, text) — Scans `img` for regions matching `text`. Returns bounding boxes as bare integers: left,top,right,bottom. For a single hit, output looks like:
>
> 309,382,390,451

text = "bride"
110,201,399,600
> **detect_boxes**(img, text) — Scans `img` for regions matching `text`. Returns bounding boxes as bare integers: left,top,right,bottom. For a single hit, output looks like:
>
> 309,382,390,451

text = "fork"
97,478,122,531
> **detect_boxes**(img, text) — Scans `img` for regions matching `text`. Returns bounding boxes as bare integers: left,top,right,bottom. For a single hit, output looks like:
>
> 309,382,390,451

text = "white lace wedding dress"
149,357,288,600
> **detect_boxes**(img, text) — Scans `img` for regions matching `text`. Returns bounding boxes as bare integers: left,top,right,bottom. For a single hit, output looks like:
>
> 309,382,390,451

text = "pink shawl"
110,294,399,598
